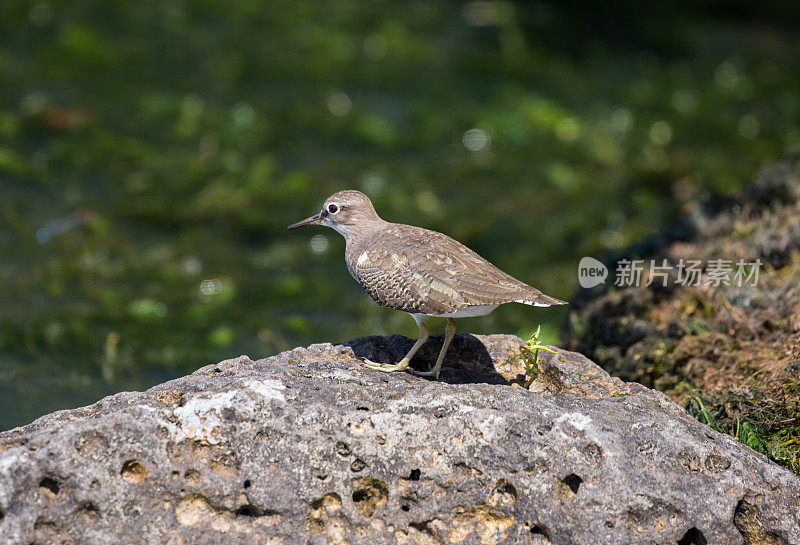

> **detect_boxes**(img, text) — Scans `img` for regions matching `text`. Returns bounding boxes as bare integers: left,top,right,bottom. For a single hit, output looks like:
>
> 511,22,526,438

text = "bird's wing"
356,225,563,314
354,247,467,314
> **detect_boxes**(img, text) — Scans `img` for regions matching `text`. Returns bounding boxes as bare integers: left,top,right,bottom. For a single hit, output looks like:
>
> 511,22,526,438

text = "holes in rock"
175,495,213,526
352,489,371,507
401,504,410,511
0,508,4,522
76,502,100,525
39,477,59,497
307,492,342,531
409,520,439,539
184,469,203,484
351,477,388,517
335,441,351,457
582,442,603,465
120,459,146,483
350,458,366,472
235,504,264,517
563,474,582,495
310,492,342,513
704,454,731,472
677,527,706,545
243,479,251,488
453,461,477,480
356,406,370,411
408,469,421,481
535,423,552,436
34,516,57,538
491,479,518,506
734,493,769,543
531,524,550,538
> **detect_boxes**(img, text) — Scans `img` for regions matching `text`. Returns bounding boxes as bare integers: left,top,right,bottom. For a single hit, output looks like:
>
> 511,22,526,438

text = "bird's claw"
359,358,410,373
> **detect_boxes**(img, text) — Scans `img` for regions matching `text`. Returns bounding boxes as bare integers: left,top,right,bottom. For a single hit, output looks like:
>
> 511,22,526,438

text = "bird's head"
287,190,383,240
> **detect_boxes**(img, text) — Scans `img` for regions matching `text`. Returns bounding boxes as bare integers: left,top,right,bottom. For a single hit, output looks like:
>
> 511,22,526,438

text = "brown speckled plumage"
347,224,564,315
288,189,565,379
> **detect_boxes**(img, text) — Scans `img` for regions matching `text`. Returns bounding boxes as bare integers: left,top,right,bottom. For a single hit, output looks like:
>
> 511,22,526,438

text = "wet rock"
0,334,798,544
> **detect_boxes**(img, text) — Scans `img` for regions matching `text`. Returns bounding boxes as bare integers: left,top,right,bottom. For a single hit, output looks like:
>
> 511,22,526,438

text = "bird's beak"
287,211,323,230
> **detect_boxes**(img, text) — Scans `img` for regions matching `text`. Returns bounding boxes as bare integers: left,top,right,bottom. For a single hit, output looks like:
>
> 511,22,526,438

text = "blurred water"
0,0,799,429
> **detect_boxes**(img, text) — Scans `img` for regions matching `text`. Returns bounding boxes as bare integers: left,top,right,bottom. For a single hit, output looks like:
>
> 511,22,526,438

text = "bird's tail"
515,289,567,307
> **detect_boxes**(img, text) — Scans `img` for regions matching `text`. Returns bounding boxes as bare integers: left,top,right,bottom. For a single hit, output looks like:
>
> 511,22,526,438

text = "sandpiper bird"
288,190,565,379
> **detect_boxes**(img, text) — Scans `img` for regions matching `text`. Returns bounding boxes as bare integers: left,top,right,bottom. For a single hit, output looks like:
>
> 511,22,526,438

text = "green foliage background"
1,0,799,428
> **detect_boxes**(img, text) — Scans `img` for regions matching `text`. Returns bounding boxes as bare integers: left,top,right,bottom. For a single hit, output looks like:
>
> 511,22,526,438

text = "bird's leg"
414,318,456,380
361,315,429,373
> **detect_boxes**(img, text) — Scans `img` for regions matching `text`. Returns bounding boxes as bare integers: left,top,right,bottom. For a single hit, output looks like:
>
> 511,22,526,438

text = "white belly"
415,304,499,319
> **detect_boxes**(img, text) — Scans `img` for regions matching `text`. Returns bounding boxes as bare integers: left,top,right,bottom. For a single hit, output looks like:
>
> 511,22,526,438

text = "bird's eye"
327,204,339,214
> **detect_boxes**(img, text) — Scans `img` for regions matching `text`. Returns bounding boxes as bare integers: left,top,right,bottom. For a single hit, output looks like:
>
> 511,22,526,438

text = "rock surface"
0,334,799,545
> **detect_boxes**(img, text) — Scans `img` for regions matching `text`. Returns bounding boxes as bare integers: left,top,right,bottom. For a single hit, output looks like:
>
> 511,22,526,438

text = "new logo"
578,257,608,288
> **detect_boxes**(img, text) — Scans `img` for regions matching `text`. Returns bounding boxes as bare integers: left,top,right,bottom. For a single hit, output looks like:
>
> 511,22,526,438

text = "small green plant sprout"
688,395,724,433
520,325,557,388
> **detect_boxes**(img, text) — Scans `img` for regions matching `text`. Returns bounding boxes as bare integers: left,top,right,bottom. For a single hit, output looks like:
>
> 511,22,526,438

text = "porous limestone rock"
0,334,798,545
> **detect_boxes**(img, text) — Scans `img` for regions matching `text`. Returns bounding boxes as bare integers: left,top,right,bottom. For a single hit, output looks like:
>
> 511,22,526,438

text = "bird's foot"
360,358,410,373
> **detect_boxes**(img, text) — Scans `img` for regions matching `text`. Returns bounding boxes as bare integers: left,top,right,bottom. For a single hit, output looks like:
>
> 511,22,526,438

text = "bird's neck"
343,218,387,255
